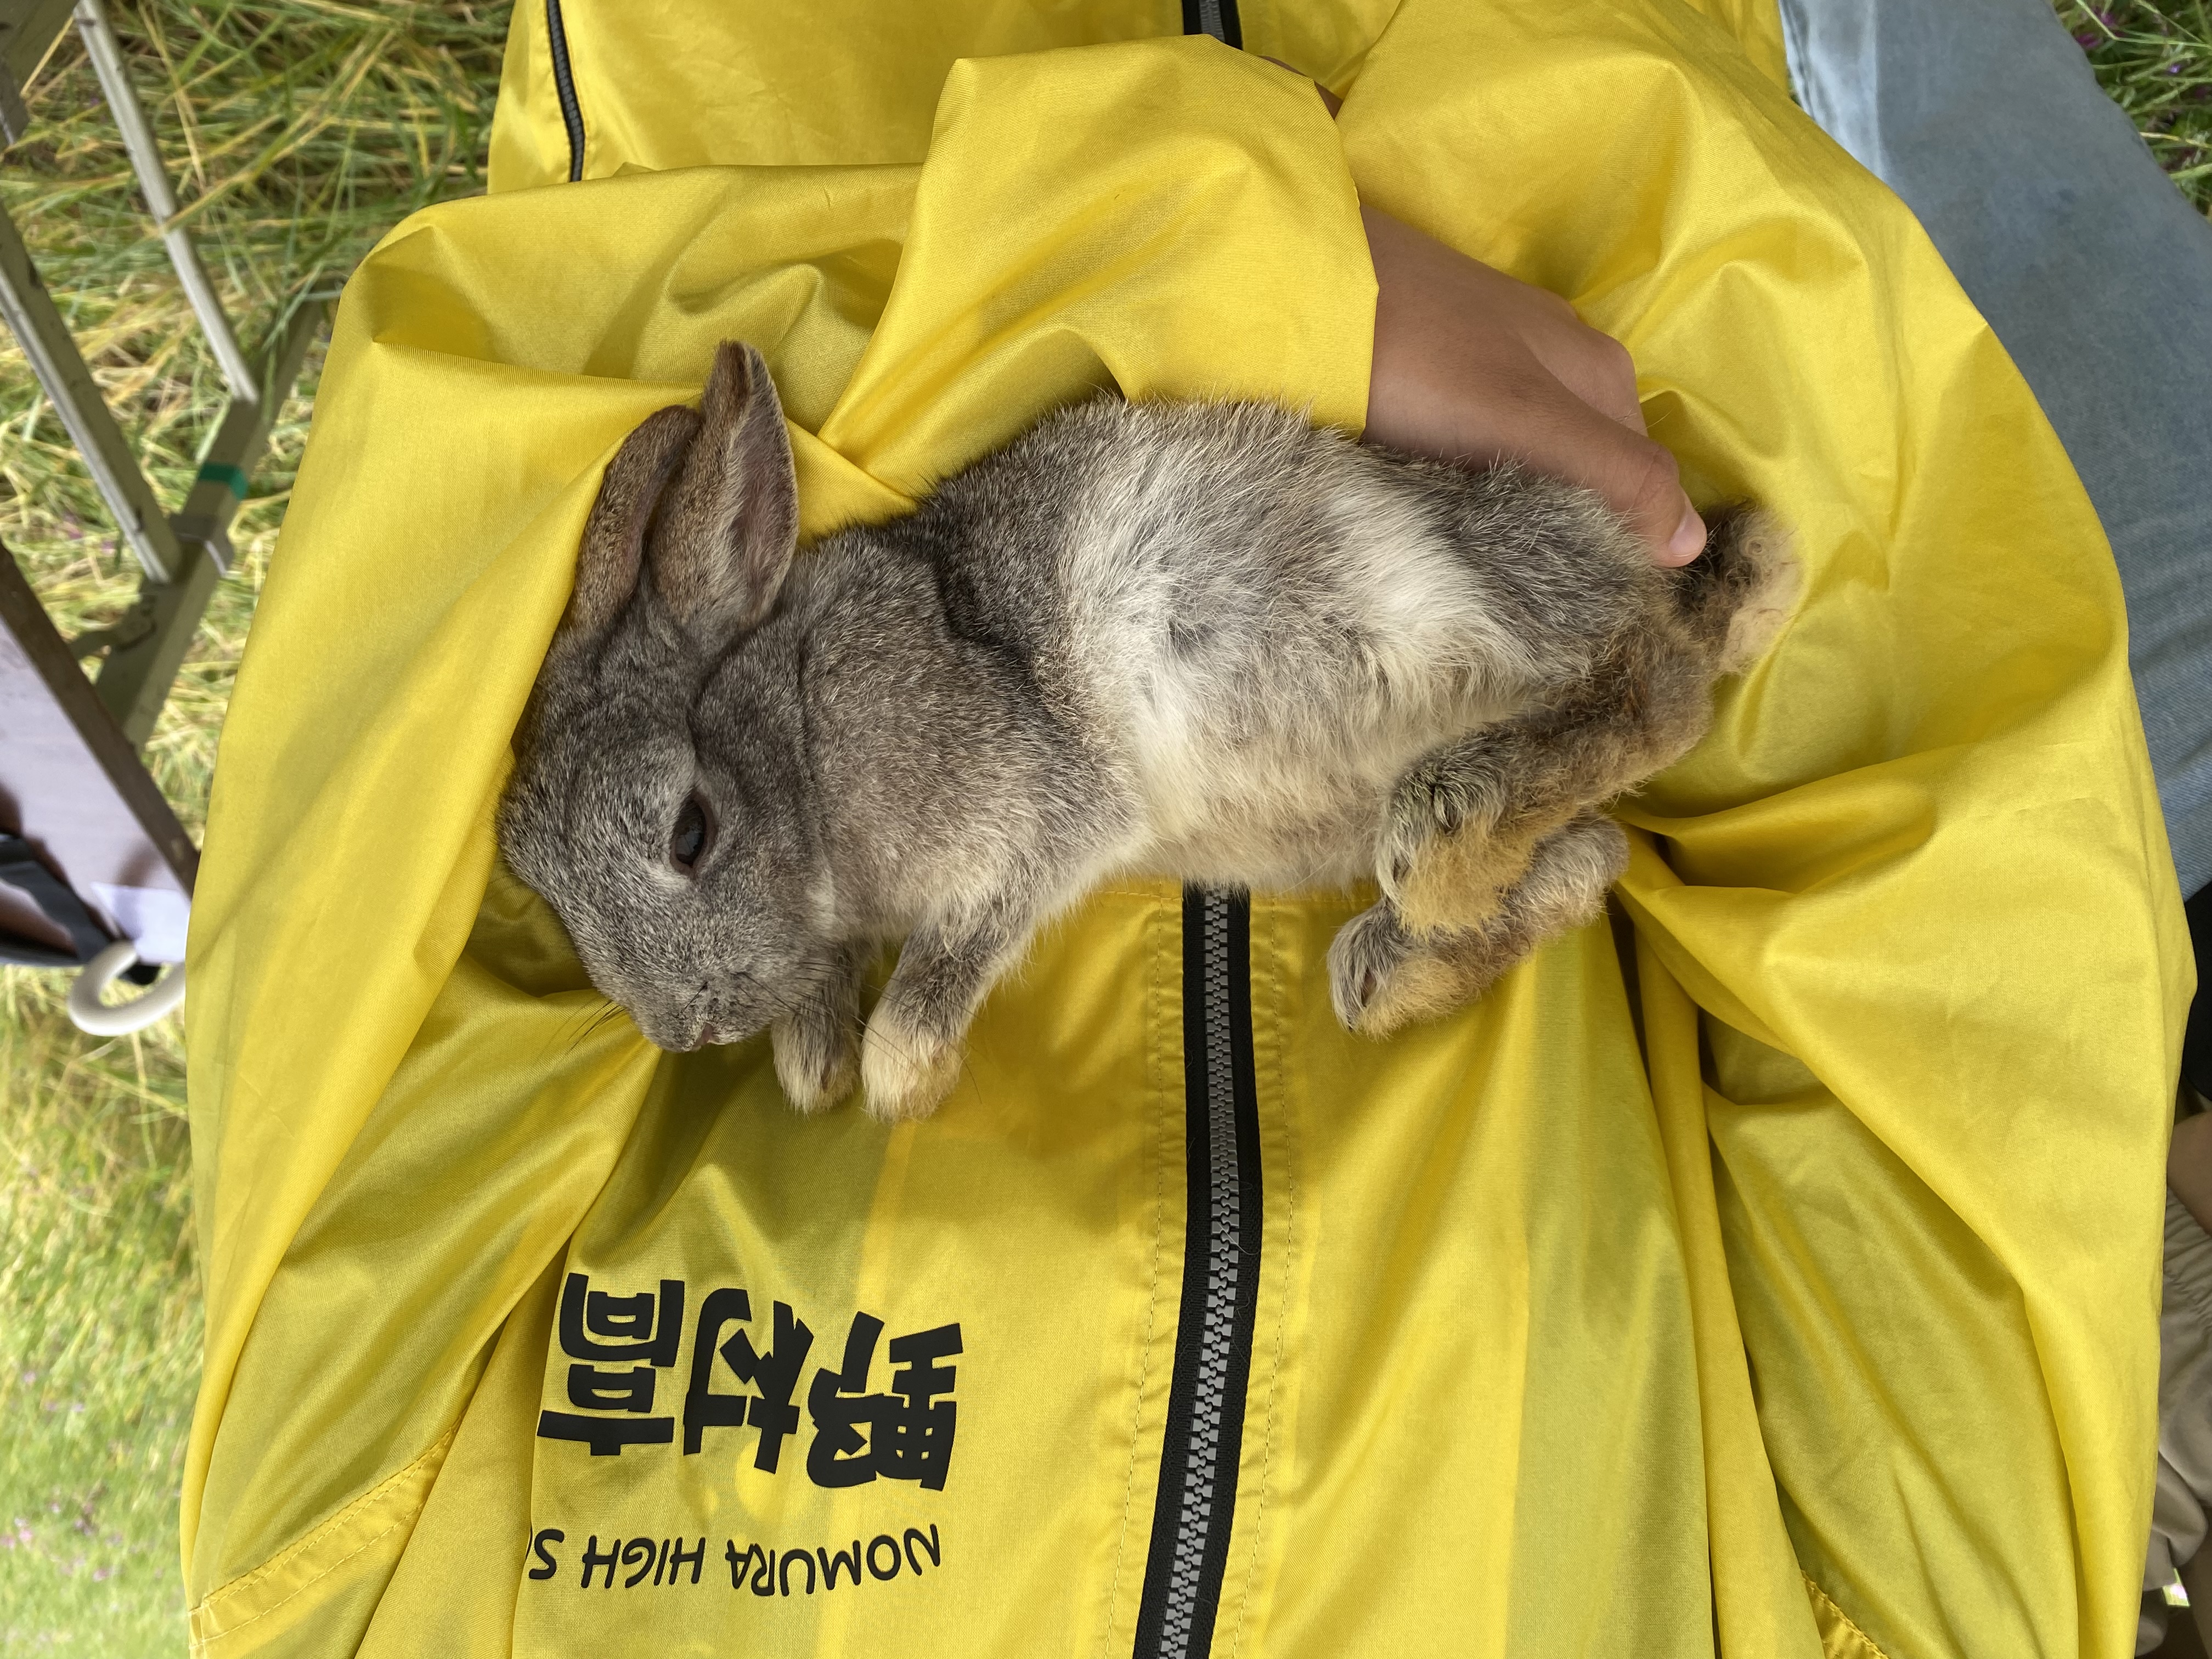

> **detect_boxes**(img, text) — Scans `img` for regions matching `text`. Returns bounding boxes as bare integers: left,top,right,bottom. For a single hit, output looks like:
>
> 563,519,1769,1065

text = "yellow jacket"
182,3,2191,1655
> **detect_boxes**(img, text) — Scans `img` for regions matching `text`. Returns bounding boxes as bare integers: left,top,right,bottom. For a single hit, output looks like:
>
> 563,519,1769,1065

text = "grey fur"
498,341,1798,1120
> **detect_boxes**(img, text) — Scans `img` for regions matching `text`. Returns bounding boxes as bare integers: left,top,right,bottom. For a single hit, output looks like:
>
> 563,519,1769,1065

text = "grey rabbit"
499,340,1796,1121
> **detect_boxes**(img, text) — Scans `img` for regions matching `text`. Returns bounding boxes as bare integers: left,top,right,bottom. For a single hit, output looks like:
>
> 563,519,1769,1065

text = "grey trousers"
1780,0,2212,901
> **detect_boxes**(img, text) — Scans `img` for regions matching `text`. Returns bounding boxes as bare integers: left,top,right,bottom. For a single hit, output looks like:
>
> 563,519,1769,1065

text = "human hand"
2172,1109,2212,1238
1283,67,1705,565
1360,206,1707,566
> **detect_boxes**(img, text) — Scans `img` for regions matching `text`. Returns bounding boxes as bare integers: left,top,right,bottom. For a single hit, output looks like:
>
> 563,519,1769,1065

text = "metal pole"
0,196,181,581
71,0,257,405
92,298,326,742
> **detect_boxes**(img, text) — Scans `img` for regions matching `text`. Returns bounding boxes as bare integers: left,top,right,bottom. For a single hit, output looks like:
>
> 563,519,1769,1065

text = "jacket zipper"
1134,889,1263,1658
1139,10,1253,1643
544,0,585,182
1181,0,1244,48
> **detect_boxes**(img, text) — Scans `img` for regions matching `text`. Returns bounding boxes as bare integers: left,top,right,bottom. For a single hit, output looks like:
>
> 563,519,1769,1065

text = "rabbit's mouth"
685,1009,772,1051
645,1020,747,1052
626,1003,746,1052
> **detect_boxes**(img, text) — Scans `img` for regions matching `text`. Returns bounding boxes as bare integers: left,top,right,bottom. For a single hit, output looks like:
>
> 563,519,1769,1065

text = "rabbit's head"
499,341,832,1052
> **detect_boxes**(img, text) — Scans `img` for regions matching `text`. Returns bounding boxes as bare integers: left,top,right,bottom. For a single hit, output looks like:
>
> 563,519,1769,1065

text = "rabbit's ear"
570,404,702,637
651,340,801,639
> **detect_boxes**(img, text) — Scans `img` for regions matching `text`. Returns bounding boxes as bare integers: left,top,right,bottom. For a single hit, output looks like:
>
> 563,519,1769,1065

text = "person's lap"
1781,0,2212,905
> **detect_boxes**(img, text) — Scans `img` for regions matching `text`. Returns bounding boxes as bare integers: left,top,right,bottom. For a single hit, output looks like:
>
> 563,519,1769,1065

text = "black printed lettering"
567,1363,657,1413
558,1274,685,1365
528,1528,564,1581
780,1548,816,1596
542,1279,966,1481
805,1313,884,1488
877,1324,962,1491
684,1288,754,1455
903,1525,941,1575
679,1523,948,1594
535,1410,675,1456
819,1539,863,1590
724,1538,759,1590
866,1534,902,1581
539,1276,682,1457
621,1538,656,1588
652,1537,671,1585
580,1534,620,1589
726,1300,815,1474
669,1535,705,1585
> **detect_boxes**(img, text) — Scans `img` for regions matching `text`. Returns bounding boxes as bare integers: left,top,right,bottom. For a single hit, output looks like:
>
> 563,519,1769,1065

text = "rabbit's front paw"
860,1008,962,1122
772,1013,859,1115
768,947,863,1113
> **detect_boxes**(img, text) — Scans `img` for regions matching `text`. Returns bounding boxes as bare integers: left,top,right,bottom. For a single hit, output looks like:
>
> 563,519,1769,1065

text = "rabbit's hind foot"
1329,900,1457,1038
1374,749,1516,926
1379,747,1569,939
1680,505,1799,675
1333,813,1627,1038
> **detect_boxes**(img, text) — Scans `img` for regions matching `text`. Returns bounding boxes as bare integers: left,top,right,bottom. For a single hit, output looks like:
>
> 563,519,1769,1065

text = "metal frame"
0,0,325,745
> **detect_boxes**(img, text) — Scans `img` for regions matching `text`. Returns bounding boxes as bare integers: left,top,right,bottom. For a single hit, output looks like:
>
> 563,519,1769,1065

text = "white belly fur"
1080,473,1531,891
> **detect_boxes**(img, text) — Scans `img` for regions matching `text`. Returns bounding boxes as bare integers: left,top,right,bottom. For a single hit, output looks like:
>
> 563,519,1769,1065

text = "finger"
1538,329,1649,437
1504,374,1706,565
1369,215,1647,433
1479,289,1647,435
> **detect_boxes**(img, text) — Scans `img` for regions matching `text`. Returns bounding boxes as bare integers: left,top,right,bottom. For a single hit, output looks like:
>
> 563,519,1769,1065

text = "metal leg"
0,1,77,145
0,197,184,583
71,0,257,405
169,298,325,574
90,297,326,744
0,0,329,748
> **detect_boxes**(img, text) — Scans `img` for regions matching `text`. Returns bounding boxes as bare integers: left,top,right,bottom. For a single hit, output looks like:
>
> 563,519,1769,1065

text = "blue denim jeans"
1781,0,2212,902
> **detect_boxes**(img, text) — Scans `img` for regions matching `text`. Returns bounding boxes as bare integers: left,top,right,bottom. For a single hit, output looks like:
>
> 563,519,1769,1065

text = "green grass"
2060,0,2212,209
0,5,505,1650
0,988,195,1654
0,2,2205,1653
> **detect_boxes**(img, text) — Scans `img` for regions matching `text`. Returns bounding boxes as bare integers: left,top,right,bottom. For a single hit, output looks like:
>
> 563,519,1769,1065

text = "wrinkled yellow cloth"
183,3,2190,1657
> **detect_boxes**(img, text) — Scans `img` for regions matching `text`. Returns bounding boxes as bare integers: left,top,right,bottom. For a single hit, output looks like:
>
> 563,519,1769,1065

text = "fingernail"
1668,503,1707,562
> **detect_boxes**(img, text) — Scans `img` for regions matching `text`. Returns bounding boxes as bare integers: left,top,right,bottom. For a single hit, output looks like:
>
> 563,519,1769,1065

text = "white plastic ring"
67,940,186,1036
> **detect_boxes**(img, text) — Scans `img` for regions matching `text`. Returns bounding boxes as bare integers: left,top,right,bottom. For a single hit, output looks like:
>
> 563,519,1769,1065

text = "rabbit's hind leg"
1378,509,1790,933
861,901,1036,1122
771,944,866,1114
1671,505,1799,674
1331,813,1627,1037
1375,629,1699,933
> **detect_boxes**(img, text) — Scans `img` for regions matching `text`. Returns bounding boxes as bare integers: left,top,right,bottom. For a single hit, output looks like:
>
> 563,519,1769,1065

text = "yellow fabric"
1677,0,1793,89
188,1431,453,1659
1806,1573,1894,1659
184,2,2191,1656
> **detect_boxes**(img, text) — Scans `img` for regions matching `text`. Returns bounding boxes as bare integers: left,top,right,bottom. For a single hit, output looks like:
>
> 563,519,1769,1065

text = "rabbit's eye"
670,795,714,873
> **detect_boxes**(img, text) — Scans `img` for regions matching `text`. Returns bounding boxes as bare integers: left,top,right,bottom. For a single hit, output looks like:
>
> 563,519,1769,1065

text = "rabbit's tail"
1668,504,1801,675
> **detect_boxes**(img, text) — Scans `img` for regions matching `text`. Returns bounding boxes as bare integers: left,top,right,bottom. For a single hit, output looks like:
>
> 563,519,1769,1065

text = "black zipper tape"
1133,889,1263,1659
1181,0,1244,47
545,0,585,183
